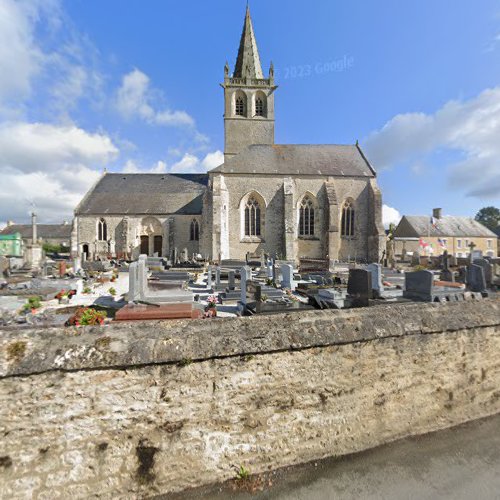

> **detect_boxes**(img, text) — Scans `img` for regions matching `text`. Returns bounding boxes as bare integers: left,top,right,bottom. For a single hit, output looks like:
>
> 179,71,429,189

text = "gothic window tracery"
299,196,315,236
190,220,200,241
97,218,107,241
341,200,355,237
245,197,261,237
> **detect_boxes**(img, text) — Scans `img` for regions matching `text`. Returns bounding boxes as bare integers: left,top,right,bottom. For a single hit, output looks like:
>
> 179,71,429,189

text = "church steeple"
233,5,264,79
222,6,277,161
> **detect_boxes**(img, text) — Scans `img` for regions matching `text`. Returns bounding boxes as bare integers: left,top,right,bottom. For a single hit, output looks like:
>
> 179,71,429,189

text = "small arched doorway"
140,217,164,257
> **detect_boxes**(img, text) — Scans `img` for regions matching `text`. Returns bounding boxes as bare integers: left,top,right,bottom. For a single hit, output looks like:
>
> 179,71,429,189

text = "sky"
0,0,499,228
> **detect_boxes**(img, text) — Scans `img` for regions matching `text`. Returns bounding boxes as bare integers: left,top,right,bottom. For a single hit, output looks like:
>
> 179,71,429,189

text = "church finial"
224,61,230,78
233,4,264,79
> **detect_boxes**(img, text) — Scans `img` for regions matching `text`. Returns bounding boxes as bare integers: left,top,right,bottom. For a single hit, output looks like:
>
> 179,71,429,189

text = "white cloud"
170,150,224,173
116,69,194,127
0,0,44,103
364,87,500,199
0,122,118,174
382,205,402,229
0,121,118,223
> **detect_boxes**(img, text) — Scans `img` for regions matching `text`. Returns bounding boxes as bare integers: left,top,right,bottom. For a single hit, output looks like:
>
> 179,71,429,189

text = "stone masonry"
0,299,499,499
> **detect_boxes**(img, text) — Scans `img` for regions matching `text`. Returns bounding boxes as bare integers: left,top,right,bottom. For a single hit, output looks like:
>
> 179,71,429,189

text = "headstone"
215,267,221,286
240,266,252,305
467,264,487,293
181,248,189,262
228,271,235,290
207,265,212,288
73,257,81,273
471,250,483,261
473,259,493,288
266,260,273,279
404,270,434,302
440,251,455,283
272,263,278,283
281,264,295,291
366,263,383,297
128,261,140,303
347,269,372,307
411,251,421,267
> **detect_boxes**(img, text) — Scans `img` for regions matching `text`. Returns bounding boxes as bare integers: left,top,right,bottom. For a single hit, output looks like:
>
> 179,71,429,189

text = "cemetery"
1,240,498,331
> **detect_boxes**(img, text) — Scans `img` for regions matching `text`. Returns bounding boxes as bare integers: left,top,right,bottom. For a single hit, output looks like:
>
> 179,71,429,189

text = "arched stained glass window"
245,197,261,237
341,201,355,237
97,218,107,241
190,220,200,241
299,197,315,236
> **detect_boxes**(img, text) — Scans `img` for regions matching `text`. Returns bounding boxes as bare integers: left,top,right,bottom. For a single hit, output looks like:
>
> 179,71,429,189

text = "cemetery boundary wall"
1,299,499,499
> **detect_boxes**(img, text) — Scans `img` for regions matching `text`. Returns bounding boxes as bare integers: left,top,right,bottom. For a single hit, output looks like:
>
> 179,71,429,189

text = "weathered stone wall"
76,214,202,260
211,173,378,261
1,299,499,499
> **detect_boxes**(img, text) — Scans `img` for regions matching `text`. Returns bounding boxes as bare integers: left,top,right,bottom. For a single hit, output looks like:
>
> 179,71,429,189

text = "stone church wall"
77,214,202,260
216,173,377,261
0,300,499,498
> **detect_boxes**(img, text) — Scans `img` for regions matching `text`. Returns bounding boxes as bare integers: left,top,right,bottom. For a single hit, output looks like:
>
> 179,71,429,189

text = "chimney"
433,208,442,220
31,212,37,243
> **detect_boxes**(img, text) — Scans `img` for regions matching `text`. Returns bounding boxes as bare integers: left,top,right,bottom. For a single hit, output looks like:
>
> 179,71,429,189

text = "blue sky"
0,0,499,226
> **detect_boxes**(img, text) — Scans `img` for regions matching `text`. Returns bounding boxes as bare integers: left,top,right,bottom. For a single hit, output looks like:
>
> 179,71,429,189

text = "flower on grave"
207,295,218,309
55,290,68,300
66,307,107,327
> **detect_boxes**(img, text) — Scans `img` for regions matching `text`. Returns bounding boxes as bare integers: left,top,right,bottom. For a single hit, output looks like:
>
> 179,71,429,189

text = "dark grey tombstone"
473,259,493,288
347,269,372,307
456,266,467,285
404,270,434,302
228,271,235,290
411,251,421,267
467,264,487,293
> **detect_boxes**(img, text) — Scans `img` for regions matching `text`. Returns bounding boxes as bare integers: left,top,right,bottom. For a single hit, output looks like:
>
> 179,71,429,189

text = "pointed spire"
233,5,264,79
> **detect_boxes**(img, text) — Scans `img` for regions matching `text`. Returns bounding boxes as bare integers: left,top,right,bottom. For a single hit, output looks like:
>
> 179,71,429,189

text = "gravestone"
207,265,212,288
181,248,189,262
240,266,252,305
404,270,434,302
266,260,273,279
411,251,421,267
467,264,487,293
281,264,295,291
440,251,455,283
228,271,236,290
215,267,221,286
347,269,372,307
473,259,493,288
366,263,383,297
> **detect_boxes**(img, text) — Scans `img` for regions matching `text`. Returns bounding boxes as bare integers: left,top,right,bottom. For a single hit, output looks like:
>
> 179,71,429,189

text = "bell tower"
222,6,277,162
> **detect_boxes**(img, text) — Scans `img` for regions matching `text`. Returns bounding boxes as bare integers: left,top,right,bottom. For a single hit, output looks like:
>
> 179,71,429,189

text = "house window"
97,218,107,241
190,220,200,241
487,239,492,249
235,96,245,116
341,201,355,237
299,196,315,236
245,197,261,237
457,239,462,248
255,97,265,117
465,239,469,247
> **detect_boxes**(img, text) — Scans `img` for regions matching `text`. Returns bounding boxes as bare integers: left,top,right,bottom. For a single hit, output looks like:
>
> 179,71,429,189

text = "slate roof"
395,215,498,238
0,224,72,240
233,6,264,79
76,173,208,216
210,144,376,177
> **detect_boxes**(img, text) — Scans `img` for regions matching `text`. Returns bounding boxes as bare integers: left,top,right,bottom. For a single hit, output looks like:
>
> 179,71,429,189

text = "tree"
475,206,500,231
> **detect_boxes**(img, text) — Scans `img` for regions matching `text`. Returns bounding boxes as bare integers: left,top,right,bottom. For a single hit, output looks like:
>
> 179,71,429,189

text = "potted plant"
205,294,218,317
22,296,42,314
55,290,70,304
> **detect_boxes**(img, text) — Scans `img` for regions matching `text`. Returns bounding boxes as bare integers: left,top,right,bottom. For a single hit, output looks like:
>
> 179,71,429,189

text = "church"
73,7,385,264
